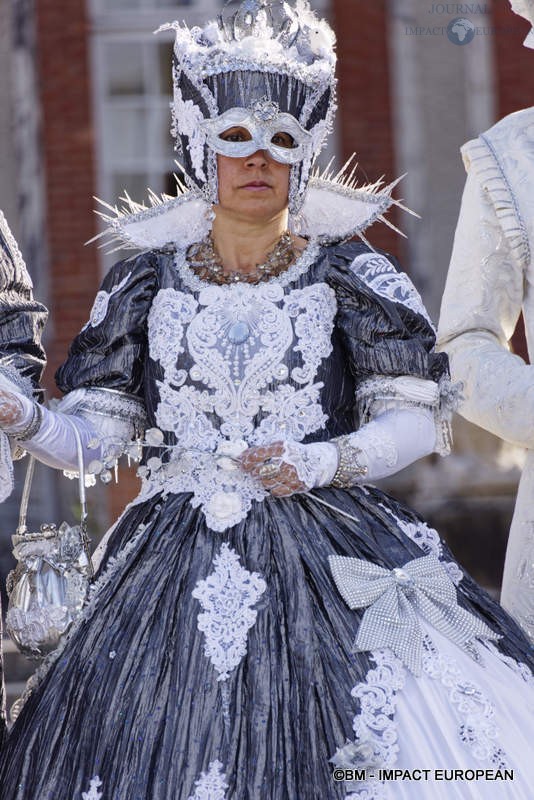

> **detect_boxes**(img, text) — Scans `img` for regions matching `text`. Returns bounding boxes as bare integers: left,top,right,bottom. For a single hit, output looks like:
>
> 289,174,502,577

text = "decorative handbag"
5,419,94,659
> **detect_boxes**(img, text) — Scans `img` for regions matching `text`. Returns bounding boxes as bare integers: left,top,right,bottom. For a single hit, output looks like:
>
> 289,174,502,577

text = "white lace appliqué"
332,649,405,770
81,776,103,800
350,253,435,330
187,760,228,800
174,87,207,183
347,421,398,469
421,635,509,769
140,277,336,530
192,544,267,681
84,272,131,329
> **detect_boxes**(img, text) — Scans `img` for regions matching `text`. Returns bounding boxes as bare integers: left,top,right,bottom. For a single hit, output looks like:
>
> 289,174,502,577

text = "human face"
216,128,291,222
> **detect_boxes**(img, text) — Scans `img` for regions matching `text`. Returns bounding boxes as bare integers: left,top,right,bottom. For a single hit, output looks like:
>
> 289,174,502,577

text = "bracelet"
330,436,368,488
14,402,43,442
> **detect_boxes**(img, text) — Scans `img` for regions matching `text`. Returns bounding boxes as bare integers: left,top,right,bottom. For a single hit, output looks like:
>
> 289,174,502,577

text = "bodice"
139,243,344,531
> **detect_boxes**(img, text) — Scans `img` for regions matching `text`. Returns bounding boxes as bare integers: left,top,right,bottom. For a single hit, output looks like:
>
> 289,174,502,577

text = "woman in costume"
0,2,533,797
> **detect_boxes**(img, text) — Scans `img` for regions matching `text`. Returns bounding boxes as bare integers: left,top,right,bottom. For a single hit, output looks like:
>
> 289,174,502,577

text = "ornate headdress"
95,0,410,253
160,0,337,213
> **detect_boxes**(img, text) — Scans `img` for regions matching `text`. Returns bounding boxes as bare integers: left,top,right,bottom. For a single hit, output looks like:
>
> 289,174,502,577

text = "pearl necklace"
187,231,298,285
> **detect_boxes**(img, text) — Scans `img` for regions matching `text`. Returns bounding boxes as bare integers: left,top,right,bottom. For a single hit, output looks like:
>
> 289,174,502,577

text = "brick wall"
35,0,139,527
331,0,399,258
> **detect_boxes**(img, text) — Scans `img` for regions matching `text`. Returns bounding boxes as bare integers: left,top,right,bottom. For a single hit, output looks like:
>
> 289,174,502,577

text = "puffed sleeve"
326,243,453,455
0,210,47,394
56,252,157,397
54,252,158,447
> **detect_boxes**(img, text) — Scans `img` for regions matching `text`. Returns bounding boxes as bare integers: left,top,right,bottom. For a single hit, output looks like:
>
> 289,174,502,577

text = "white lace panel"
81,776,103,800
331,649,405,771
349,252,435,331
141,277,336,530
192,544,267,681
421,635,509,769
187,760,228,800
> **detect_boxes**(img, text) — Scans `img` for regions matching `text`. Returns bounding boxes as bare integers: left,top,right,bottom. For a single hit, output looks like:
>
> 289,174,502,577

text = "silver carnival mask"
202,103,313,165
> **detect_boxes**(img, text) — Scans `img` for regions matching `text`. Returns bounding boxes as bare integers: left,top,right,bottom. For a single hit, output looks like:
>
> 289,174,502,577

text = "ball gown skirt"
0,484,532,800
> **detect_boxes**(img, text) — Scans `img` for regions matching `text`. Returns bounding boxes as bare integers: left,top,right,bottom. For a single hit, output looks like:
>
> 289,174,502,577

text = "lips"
241,180,271,188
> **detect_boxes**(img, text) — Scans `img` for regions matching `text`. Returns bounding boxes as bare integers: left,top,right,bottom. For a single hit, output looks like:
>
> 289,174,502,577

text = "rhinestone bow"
328,553,500,675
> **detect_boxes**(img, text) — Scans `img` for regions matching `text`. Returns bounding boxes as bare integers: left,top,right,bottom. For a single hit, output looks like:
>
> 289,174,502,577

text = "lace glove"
240,406,437,496
0,387,101,472
240,440,338,497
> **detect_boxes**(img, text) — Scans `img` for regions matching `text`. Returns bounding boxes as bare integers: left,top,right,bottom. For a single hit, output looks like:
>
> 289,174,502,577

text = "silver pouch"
5,419,94,659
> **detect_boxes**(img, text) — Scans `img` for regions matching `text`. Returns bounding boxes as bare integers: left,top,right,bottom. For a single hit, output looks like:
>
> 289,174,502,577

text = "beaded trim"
14,402,43,442
330,435,368,488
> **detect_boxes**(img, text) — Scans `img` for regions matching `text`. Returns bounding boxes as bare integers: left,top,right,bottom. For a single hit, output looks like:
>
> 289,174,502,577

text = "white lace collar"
174,239,321,293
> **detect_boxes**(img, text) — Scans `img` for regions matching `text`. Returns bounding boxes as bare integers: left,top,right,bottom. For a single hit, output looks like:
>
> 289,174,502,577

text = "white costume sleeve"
437,169,532,447
3,387,145,480
281,380,440,489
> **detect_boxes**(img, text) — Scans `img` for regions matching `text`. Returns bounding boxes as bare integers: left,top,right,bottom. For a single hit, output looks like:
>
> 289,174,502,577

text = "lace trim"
174,240,320,293
187,760,228,800
81,776,103,800
0,431,13,502
331,649,405,774
56,387,147,485
192,544,266,681
346,779,392,800
421,635,509,769
355,372,459,459
482,640,533,685
462,137,530,268
57,387,146,429
377,504,463,586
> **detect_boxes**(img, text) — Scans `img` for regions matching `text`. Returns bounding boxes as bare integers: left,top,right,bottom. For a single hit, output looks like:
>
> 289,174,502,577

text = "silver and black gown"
0,210,47,749
0,241,532,799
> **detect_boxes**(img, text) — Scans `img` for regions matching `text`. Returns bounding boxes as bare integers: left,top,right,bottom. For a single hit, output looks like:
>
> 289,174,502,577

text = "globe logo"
447,17,476,45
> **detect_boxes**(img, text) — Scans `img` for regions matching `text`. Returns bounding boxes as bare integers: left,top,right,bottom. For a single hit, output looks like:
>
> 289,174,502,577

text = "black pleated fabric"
1,242,532,798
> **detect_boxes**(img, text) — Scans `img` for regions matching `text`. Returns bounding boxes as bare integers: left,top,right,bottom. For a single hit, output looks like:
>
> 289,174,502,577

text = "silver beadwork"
14,401,43,442
330,435,368,488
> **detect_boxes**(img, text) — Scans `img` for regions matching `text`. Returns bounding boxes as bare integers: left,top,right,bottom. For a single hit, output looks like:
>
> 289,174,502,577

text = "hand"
240,441,307,497
0,388,25,429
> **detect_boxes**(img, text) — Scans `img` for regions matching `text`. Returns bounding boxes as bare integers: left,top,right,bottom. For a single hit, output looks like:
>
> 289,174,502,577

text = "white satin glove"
0,387,101,472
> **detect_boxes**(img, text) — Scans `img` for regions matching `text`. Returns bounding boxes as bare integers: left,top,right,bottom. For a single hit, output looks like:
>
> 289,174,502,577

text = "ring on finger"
258,463,280,478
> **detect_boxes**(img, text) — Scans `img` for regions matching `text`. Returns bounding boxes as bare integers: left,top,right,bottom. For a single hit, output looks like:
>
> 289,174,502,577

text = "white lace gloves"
240,406,437,496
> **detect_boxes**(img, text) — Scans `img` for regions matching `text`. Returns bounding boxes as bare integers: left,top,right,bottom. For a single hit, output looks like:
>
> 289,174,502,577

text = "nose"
245,149,269,167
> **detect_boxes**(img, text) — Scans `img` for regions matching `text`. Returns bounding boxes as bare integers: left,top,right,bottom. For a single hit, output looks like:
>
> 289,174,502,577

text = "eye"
270,132,296,149
219,126,252,143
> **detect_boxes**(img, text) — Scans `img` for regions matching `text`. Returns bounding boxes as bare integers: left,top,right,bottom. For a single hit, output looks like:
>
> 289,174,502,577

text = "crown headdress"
157,0,337,210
